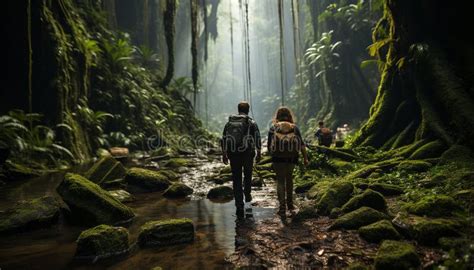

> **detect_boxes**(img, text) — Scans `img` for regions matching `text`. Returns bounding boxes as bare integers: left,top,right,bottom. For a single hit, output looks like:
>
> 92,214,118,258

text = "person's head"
273,106,295,124
238,101,250,115
318,121,324,127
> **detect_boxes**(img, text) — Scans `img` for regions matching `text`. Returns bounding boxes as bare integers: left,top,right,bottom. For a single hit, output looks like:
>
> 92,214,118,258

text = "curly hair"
272,106,295,124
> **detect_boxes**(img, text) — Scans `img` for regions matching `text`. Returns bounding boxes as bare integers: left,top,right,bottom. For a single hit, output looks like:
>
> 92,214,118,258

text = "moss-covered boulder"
108,190,135,203
330,207,389,230
57,173,135,225
392,214,461,245
365,183,404,196
405,195,461,217
374,240,420,270
292,204,318,222
251,177,264,187
0,196,61,234
125,168,171,192
163,183,193,198
161,158,192,168
207,186,234,200
397,160,432,172
316,181,354,215
341,189,387,213
85,156,126,186
358,220,400,243
75,225,129,259
159,170,180,181
138,218,194,247
294,181,316,194
409,140,446,160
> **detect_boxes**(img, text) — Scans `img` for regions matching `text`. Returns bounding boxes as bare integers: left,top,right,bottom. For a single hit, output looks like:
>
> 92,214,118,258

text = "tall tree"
160,0,177,88
190,0,199,109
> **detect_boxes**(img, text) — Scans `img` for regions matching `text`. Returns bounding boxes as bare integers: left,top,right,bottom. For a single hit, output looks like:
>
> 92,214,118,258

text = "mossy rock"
397,160,432,172
374,240,420,270
125,168,171,192
409,140,446,160
358,220,401,243
330,207,389,230
292,204,318,222
341,189,387,213
85,156,126,186
3,160,42,180
163,183,193,198
405,195,461,217
251,177,264,187
161,158,192,168
439,144,474,167
159,170,180,181
108,190,135,203
57,173,135,225
294,181,316,194
138,218,194,247
365,183,404,196
316,181,354,215
0,196,61,235
329,207,343,219
392,214,461,245
207,186,234,200
75,225,129,259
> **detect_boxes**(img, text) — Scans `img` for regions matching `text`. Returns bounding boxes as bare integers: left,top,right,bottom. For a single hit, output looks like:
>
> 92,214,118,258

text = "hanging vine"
190,0,199,110
160,0,177,88
278,0,286,105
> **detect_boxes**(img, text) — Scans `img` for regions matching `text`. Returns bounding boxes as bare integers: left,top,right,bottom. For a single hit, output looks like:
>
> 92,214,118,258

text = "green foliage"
305,31,342,78
102,36,134,71
134,45,160,69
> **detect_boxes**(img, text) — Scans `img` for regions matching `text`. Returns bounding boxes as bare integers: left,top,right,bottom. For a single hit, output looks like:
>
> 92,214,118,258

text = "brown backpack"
270,121,300,158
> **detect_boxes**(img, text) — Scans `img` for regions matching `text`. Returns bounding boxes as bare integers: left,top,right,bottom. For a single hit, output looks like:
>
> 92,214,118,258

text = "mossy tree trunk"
353,0,474,153
160,0,177,88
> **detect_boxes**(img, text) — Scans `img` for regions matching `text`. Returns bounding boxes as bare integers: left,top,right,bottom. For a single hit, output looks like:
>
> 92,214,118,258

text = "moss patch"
358,220,400,243
57,173,135,225
75,224,129,259
397,160,432,172
161,158,192,168
316,181,354,215
374,240,420,270
405,195,461,217
125,168,171,192
341,189,387,213
138,218,194,247
330,207,389,230
409,140,446,160
366,183,404,196
292,204,319,222
163,183,193,198
207,186,234,200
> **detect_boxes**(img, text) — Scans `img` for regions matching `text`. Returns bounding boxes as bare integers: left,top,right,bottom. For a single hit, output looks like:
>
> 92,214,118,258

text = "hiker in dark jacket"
315,121,333,147
268,107,308,217
221,101,261,218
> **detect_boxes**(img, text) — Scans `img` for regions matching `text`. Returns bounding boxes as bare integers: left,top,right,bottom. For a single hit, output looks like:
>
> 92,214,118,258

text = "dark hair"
238,101,250,114
273,106,295,124
318,121,324,126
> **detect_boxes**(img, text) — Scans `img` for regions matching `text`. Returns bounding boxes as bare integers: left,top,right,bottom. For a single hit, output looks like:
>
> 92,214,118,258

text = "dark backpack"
319,127,333,147
270,121,300,158
223,115,251,153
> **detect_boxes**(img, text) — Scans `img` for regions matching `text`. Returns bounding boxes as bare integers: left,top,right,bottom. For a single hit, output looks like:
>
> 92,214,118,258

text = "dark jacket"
221,114,261,156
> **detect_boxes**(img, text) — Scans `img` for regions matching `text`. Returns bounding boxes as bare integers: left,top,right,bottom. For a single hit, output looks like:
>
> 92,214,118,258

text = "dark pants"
229,152,254,209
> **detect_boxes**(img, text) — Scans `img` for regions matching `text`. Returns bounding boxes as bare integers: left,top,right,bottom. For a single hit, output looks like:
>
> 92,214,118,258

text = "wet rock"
341,189,387,213
108,190,135,203
292,203,318,222
329,207,389,230
75,224,129,259
138,218,194,247
0,196,61,234
57,173,134,225
374,240,420,270
315,181,354,215
392,214,460,245
125,168,171,192
294,182,315,194
358,220,401,243
405,195,461,217
207,186,234,200
85,156,126,186
163,183,193,198
397,160,432,172
251,177,264,187
365,183,404,196
2,160,42,180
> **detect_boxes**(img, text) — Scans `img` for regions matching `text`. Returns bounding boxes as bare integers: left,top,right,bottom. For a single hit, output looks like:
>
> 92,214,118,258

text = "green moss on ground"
374,240,420,270
161,158,192,168
316,181,354,215
125,168,171,191
439,145,474,167
365,183,404,196
405,195,462,217
397,160,432,172
294,181,316,194
358,220,401,243
163,183,193,198
346,158,402,179
207,186,234,200
409,140,446,160
85,156,126,186
75,224,129,259
138,218,194,247
341,189,387,213
330,207,389,230
57,173,135,225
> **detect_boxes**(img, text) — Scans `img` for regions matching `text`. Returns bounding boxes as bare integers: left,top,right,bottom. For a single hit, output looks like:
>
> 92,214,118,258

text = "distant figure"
314,121,333,147
221,101,261,218
268,107,309,217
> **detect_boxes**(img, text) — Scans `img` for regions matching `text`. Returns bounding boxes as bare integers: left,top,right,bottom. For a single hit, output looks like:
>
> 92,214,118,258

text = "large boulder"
358,220,401,243
207,186,234,200
85,156,126,186
75,224,129,259
405,195,461,217
315,181,354,215
138,218,194,247
125,168,171,192
374,240,420,270
0,196,61,234
329,207,389,230
57,173,135,225
341,189,387,213
163,183,193,198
